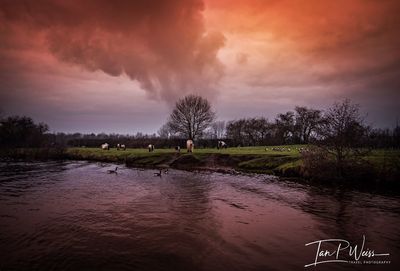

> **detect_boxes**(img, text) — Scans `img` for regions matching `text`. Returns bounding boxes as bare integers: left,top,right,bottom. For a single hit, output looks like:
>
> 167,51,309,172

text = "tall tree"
317,99,368,177
226,118,272,146
226,119,246,146
167,95,216,140
275,111,295,144
294,106,322,143
210,121,226,139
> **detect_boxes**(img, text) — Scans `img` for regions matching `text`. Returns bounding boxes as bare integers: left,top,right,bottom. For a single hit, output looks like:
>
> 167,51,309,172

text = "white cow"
101,143,109,150
117,144,126,150
186,140,194,153
148,144,155,152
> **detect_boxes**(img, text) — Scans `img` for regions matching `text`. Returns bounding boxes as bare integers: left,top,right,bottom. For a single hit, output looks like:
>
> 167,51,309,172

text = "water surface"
0,161,399,270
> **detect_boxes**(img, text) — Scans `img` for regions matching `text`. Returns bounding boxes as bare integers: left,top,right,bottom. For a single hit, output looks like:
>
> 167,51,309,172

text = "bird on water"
107,167,118,174
154,168,169,176
154,169,162,176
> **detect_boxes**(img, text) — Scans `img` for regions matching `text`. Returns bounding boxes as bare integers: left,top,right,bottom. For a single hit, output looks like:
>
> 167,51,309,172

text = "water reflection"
300,186,400,270
0,161,399,271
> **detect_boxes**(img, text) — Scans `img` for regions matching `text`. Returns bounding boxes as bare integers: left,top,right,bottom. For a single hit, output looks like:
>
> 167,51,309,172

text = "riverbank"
65,147,303,175
0,145,310,176
1,146,399,191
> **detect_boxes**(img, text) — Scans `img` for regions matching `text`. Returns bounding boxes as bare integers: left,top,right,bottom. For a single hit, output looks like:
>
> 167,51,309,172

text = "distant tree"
394,125,400,148
157,123,172,138
167,95,216,140
294,106,322,143
226,117,273,146
275,111,295,144
0,116,49,147
226,119,246,146
317,99,369,177
210,121,226,139
242,117,268,146
254,117,272,144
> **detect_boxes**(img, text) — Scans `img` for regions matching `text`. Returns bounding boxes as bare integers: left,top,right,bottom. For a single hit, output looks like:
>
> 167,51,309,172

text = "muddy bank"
67,150,302,176
118,153,298,176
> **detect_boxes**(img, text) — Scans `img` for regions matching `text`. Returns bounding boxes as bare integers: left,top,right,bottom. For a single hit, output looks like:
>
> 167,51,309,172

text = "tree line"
224,105,321,147
160,96,400,149
1,96,399,149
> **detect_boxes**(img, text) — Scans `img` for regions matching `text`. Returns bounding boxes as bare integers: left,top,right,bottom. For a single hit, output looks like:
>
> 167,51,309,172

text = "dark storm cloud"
0,0,225,103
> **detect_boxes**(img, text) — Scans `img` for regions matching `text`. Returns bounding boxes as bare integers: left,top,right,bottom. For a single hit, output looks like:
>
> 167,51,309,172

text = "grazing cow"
101,143,110,150
148,144,155,152
186,140,194,153
175,146,181,153
116,144,126,150
217,140,227,149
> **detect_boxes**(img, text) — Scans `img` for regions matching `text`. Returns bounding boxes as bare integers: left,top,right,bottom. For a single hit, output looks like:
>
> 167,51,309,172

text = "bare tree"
210,121,226,139
157,123,172,138
226,117,272,146
294,106,322,143
317,99,369,177
167,95,216,140
275,111,295,144
226,119,246,146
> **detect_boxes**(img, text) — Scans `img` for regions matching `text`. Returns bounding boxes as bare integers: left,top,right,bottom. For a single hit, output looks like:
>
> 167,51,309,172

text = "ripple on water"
0,161,399,271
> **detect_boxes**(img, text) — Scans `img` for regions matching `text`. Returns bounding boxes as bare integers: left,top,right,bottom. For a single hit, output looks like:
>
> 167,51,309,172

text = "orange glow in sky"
0,0,399,132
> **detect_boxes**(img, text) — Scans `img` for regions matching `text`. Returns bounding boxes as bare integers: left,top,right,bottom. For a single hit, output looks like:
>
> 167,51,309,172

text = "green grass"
364,149,400,172
65,146,399,168
2,146,398,179
64,145,305,173
67,145,304,157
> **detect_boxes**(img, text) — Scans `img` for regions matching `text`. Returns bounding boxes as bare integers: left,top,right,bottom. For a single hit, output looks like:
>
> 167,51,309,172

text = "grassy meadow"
64,146,399,178
67,145,304,157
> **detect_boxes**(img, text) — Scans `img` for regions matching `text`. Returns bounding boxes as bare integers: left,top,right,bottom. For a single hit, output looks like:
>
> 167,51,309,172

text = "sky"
0,0,399,134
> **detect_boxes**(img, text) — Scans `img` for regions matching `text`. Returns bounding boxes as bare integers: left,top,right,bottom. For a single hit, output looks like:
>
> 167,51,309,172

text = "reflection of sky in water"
0,161,399,271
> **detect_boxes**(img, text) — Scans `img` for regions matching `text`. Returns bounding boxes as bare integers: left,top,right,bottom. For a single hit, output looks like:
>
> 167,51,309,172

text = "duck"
154,169,162,177
163,169,169,174
107,167,118,174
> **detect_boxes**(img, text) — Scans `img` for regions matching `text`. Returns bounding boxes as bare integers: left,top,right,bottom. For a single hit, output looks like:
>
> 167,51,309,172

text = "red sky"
1,0,399,133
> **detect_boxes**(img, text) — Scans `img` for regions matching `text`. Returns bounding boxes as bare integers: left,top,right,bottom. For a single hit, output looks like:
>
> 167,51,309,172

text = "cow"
148,144,155,152
217,140,227,149
101,143,110,150
186,140,194,153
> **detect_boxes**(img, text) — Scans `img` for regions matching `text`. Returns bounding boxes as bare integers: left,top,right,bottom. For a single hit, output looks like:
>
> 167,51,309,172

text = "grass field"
64,145,304,173
67,145,305,157
64,146,398,174
66,145,399,159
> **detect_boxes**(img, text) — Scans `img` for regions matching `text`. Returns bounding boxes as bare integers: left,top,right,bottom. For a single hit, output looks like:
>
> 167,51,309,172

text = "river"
0,161,399,270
